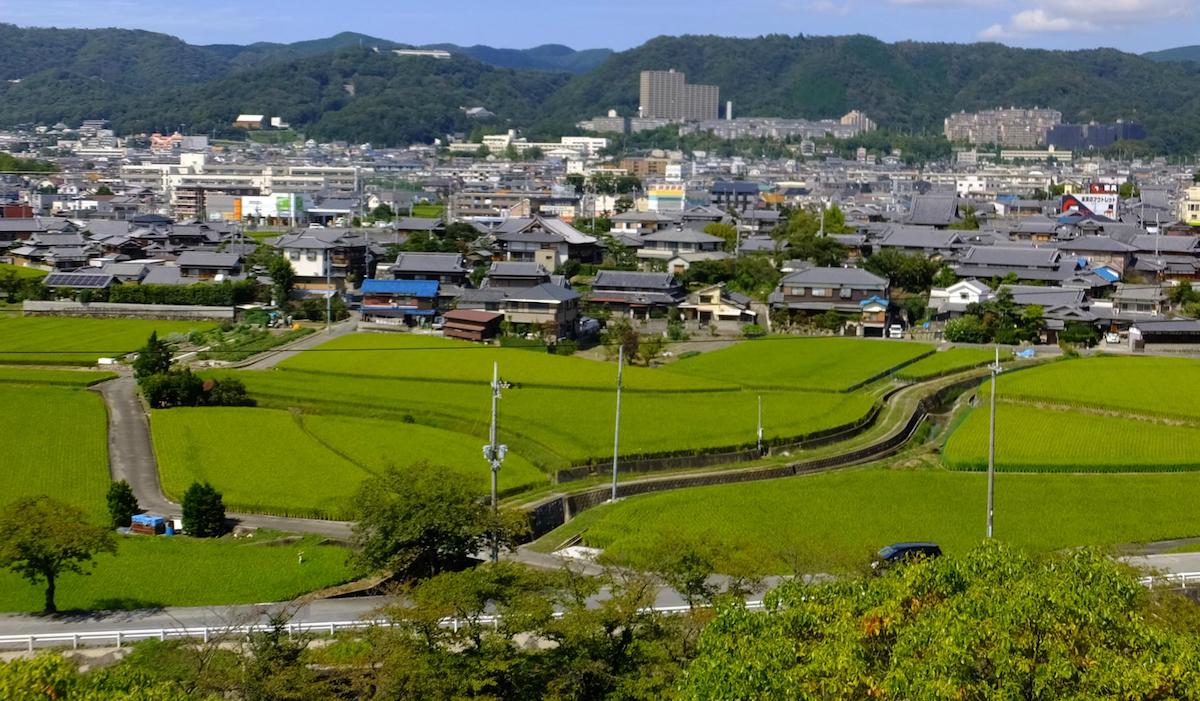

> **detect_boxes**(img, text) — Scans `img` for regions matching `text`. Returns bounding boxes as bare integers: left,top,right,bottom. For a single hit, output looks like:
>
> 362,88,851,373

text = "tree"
948,203,981,230
638,334,665,366
263,255,294,306
106,480,139,529
602,316,639,363
370,203,394,220
133,331,172,380
864,249,939,293
141,369,204,408
703,222,738,252
182,482,226,538
682,542,1200,700
0,496,117,613
944,314,989,343
932,265,958,288
352,462,525,579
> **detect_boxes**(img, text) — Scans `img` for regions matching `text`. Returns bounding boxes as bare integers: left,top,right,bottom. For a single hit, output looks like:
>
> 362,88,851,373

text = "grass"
549,465,1200,575
997,355,1200,420
0,367,116,387
943,404,1200,472
895,347,996,381
661,336,932,390
410,203,445,219
0,317,215,365
0,263,48,279
0,534,358,613
151,407,547,519
0,384,110,521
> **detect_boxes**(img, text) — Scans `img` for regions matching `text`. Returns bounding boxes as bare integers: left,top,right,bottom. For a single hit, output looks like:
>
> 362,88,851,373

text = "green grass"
0,263,48,279
410,203,445,218
895,347,996,381
662,337,932,390
997,355,1200,420
0,534,357,613
558,466,1200,574
943,404,1200,472
0,384,110,521
151,407,547,519
0,317,215,365
0,367,116,387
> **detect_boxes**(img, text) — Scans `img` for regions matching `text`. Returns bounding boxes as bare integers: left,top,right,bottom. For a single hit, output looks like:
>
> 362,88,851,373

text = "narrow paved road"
236,317,358,371
91,371,352,540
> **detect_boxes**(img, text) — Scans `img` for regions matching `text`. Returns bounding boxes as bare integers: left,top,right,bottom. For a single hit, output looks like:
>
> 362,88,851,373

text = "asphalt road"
236,316,358,371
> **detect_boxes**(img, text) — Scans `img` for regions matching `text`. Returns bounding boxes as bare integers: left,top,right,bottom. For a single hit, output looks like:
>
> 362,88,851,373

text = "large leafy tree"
352,462,526,579
132,331,172,380
0,496,117,613
182,482,226,538
106,480,140,529
682,542,1200,699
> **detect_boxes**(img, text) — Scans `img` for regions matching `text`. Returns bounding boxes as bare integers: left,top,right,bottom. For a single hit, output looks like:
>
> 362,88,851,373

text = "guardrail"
1138,571,1200,590
0,600,766,652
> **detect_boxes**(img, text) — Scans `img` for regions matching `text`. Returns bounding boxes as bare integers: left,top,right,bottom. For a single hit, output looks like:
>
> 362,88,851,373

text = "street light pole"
610,345,624,502
483,362,507,562
757,394,763,455
986,345,1001,539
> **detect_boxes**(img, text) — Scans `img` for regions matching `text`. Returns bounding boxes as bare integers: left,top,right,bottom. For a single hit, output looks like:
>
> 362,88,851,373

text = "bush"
141,369,204,408
204,377,256,407
182,482,226,537
109,280,260,306
106,480,140,528
742,324,767,339
554,339,579,355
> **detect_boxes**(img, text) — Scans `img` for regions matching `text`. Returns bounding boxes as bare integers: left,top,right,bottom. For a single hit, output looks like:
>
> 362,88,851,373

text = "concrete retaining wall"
23,301,235,320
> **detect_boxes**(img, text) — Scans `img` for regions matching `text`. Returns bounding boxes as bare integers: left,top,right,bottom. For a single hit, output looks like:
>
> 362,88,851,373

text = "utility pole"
483,362,507,562
757,394,763,455
986,345,1001,539
610,345,624,502
325,250,332,333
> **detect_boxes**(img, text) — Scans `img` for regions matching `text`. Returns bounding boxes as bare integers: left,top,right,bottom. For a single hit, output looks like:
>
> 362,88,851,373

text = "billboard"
1061,193,1117,220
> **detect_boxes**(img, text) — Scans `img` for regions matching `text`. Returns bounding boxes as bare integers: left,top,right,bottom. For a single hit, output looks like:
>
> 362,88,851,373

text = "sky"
6,0,1197,54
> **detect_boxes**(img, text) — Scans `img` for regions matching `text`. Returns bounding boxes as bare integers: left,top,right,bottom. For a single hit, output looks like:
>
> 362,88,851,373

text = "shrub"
205,377,256,407
742,324,766,339
182,482,226,537
141,369,205,408
106,480,140,528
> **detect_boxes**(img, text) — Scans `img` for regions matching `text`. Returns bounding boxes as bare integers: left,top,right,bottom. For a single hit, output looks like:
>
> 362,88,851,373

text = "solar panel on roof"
44,273,113,288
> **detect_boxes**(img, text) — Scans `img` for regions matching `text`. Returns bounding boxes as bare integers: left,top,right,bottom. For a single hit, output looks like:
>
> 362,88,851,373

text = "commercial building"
639,70,719,121
1045,121,1146,151
944,108,1062,148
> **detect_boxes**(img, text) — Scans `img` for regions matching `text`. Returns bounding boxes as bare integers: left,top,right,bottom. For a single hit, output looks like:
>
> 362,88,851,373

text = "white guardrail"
1138,571,1200,590
0,601,767,652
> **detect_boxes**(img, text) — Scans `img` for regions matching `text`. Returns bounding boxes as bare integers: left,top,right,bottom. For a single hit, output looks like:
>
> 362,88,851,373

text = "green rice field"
0,316,214,365
151,407,547,519
944,404,1200,472
0,383,110,521
661,336,932,390
555,467,1200,574
0,263,48,279
996,355,1200,420
895,347,996,381
0,367,116,386
0,534,357,613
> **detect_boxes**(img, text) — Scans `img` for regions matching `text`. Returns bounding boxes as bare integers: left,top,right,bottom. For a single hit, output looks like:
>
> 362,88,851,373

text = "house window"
810,288,828,297
306,251,317,262
840,287,852,299
289,251,300,261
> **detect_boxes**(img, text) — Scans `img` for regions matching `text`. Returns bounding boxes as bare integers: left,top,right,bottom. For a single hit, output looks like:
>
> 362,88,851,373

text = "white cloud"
807,0,854,13
978,0,1192,38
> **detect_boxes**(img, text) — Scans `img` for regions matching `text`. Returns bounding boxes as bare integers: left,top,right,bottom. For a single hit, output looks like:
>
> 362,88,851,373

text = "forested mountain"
3,25,1200,152
0,47,568,145
537,34,1200,153
1144,45,1200,63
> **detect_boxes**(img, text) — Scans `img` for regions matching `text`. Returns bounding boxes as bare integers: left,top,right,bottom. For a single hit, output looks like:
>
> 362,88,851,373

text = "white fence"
0,601,767,652
1138,571,1200,590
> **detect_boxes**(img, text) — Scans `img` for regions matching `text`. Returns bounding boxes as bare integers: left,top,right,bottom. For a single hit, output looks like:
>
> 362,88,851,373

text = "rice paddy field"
0,534,358,613
894,347,997,381
553,466,1200,574
0,380,111,522
0,316,214,365
661,337,933,390
151,407,547,519
0,263,48,279
943,355,1200,472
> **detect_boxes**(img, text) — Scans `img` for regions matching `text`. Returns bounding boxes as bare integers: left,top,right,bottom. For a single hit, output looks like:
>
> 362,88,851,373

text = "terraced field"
0,316,214,365
895,347,997,381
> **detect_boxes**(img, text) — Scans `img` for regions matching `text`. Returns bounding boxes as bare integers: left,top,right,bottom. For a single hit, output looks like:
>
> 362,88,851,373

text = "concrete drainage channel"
526,374,990,540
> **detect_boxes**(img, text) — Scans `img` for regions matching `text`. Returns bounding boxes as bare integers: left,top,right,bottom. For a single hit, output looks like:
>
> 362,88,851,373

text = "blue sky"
8,0,1197,53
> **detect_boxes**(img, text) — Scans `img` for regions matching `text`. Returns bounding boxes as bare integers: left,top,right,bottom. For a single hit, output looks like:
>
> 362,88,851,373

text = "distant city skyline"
6,0,1197,54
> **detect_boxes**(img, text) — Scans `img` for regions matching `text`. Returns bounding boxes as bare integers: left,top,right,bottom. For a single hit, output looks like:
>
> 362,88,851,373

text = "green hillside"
1144,45,1200,63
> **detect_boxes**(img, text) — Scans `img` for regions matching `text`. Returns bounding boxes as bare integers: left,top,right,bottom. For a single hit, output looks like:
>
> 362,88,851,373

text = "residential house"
359,279,440,325
1112,284,1167,317
176,252,241,280
678,284,757,325
873,225,964,256
768,267,891,336
906,194,962,228
458,262,581,336
491,216,600,268
273,229,371,292
635,227,726,270
927,279,995,320
588,271,686,317
609,211,678,236
1008,219,1061,242
1054,236,1137,277
952,245,1077,284
710,181,761,210
386,252,470,285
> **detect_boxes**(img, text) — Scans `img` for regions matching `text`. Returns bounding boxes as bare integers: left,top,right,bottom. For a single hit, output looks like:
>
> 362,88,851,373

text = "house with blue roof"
360,279,440,325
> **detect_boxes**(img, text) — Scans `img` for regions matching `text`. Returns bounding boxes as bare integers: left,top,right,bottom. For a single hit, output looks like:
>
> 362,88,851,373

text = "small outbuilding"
443,309,504,342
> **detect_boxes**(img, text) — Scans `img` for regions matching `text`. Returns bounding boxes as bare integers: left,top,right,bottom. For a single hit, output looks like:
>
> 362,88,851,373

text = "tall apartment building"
943,108,1062,148
639,70,719,121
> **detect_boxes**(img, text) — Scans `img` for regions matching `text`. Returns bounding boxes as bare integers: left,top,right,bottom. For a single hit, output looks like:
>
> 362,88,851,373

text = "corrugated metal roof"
361,279,439,296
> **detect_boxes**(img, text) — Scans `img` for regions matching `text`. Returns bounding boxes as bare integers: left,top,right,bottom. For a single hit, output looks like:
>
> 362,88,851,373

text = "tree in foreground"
182,482,227,538
132,331,173,380
0,496,117,613
351,462,527,580
682,541,1200,700
106,480,140,528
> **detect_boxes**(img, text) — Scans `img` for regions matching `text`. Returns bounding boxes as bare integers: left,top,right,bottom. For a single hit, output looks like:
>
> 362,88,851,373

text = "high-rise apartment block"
639,70,719,121
943,107,1062,148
